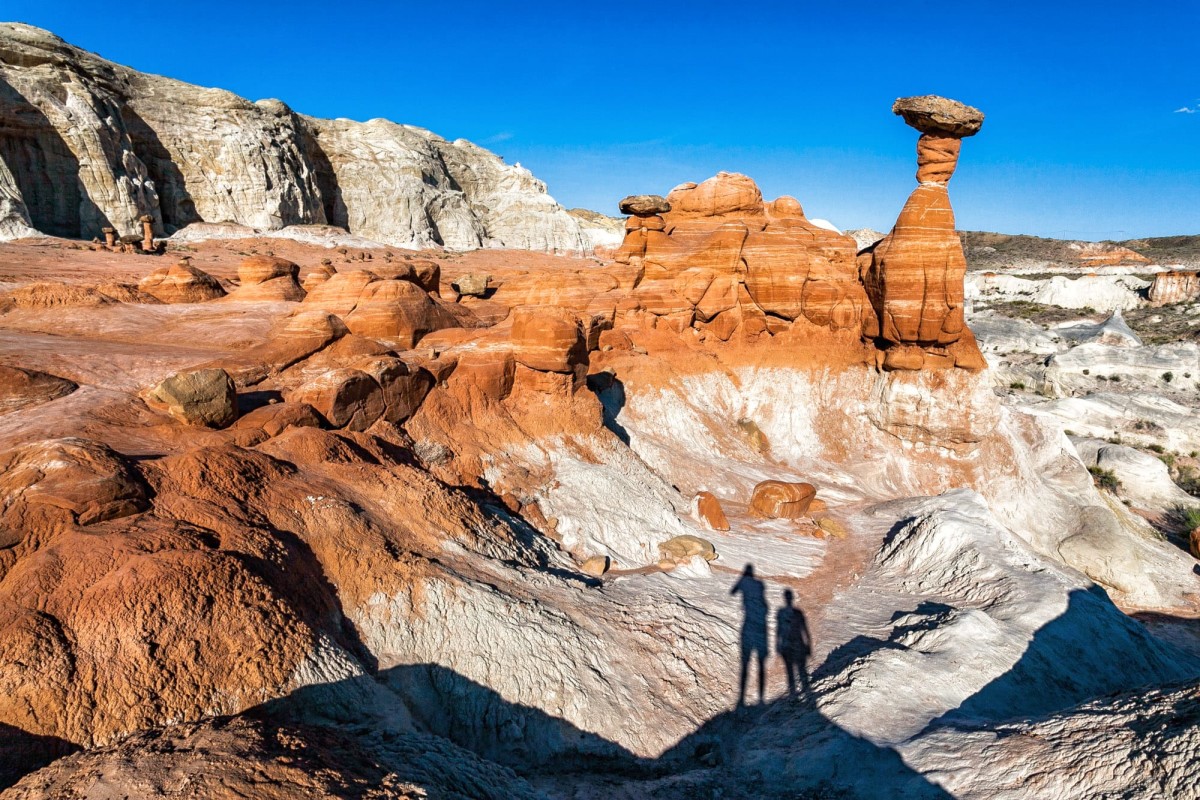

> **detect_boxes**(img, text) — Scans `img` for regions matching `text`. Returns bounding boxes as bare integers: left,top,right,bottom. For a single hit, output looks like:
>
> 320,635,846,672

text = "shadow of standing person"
776,588,812,699
731,564,768,707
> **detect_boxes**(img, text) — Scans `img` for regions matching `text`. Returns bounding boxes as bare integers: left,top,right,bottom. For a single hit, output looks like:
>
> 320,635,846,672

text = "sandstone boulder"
748,480,817,519
0,438,149,544
144,368,238,428
452,273,491,297
302,270,378,316
228,255,305,302
233,401,324,437
892,95,984,138
302,262,337,293
355,357,434,423
667,172,763,218
0,366,77,415
289,369,384,431
579,555,611,576
343,279,458,349
1149,271,1200,306
692,491,730,531
657,535,718,567
618,195,670,216
138,262,226,303
511,306,588,373
240,255,299,285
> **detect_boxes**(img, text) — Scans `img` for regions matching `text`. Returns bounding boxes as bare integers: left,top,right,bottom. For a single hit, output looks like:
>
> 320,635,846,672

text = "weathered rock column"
102,227,116,249
614,194,671,267
140,215,155,252
862,95,986,370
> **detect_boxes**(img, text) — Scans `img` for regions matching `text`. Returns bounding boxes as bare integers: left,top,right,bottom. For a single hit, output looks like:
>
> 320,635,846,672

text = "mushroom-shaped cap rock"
619,194,671,217
892,95,984,137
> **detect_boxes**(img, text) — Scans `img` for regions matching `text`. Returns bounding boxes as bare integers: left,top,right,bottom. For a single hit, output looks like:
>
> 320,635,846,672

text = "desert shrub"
1176,465,1200,498
1082,369,1090,375
1111,375,1122,382
1009,381,1026,390
1148,443,1165,453
1163,371,1174,383
1134,419,1162,431
1168,504,1200,532
1088,466,1121,493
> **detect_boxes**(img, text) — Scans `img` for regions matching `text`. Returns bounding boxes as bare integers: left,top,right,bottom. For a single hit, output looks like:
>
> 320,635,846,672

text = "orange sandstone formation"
861,95,986,371
748,480,817,519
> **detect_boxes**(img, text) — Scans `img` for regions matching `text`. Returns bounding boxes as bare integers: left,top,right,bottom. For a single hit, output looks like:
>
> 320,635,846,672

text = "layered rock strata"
860,95,986,370
0,24,586,253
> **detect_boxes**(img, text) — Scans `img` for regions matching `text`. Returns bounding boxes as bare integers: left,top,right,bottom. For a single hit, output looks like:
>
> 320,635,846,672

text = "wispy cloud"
1174,106,1197,114
481,131,514,144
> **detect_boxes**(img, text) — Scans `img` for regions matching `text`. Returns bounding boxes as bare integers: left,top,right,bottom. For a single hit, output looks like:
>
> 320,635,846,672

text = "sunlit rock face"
860,95,987,371
0,23,587,253
0,32,1197,800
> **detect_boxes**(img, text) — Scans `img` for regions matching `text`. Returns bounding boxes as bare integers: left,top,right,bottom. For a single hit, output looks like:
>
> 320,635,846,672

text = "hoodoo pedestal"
861,95,987,371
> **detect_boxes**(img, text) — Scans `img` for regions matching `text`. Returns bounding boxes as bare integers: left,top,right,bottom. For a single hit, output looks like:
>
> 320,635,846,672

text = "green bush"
1176,465,1200,498
1009,381,1026,390
1163,371,1174,383
1088,466,1121,493
1148,443,1165,453
1169,504,1200,532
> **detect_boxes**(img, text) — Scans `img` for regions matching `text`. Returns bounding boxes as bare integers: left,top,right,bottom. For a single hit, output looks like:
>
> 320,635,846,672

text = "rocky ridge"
0,83,1197,800
0,23,586,253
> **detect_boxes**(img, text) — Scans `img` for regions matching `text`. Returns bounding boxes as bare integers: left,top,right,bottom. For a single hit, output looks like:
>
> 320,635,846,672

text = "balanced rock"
289,369,384,431
861,95,986,370
692,491,730,531
618,195,670,217
138,262,226,303
144,368,238,428
0,438,149,544
749,480,817,519
892,95,984,138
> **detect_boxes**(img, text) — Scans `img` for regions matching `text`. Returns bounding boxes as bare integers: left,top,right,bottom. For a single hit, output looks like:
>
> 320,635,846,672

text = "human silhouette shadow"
731,564,768,707
776,588,812,699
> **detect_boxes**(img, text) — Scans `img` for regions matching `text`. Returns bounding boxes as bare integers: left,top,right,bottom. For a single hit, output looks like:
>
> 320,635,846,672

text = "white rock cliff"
0,23,587,253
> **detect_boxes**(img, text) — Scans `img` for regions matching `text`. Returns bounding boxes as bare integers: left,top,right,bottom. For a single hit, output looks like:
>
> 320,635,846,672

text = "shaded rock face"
0,24,586,253
0,366,76,415
860,95,986,370
0,438,149,546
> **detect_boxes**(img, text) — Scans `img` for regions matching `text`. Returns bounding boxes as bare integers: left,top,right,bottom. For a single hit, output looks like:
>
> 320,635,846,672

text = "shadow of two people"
730,564,811,707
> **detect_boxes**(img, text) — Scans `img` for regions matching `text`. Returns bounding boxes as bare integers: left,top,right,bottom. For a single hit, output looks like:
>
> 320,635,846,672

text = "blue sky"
6,1,1199,238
